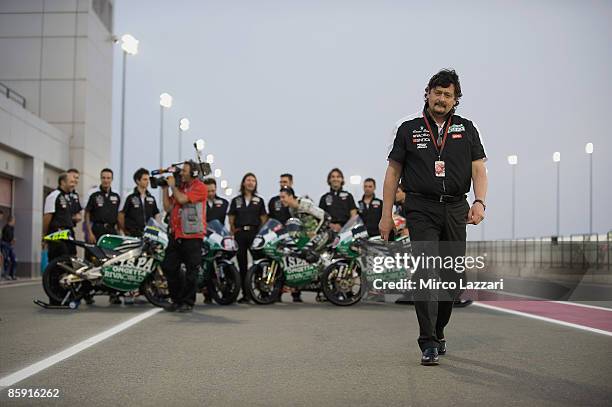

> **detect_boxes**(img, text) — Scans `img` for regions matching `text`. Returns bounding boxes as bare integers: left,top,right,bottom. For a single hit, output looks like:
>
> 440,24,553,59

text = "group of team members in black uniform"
41,156,403,305
204,168,398,303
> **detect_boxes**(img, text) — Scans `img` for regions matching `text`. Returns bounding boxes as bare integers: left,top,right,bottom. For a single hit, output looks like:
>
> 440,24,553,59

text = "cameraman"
161,161,208,313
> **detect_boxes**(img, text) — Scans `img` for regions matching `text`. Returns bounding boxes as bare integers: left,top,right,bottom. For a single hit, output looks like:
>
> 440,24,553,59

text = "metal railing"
0,82,26,109
467,232,611,271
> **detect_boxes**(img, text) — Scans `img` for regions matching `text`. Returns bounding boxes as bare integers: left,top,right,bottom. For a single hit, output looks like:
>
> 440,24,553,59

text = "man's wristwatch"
473,199,486,211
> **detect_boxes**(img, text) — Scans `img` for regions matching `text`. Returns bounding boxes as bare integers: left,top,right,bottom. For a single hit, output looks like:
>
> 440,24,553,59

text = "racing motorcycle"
37,219,170,309
199,219,241,305
245,218,368,306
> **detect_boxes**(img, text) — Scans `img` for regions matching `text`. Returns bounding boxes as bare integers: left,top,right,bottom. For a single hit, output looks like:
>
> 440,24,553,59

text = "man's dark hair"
280,186,296,197
364,177,376,186
239,172,258,195
327,168,345,187
280,173,293,182
133,168,149,183
424,69,462,109
100,168,114,177
203,178,217,186
67,168,79,174
58,172,69,186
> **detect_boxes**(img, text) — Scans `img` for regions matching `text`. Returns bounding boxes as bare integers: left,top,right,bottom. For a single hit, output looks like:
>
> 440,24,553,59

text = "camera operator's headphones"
184,160,200,178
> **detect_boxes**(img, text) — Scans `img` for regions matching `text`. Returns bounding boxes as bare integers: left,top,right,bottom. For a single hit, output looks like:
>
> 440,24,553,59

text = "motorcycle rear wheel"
43,255,80,304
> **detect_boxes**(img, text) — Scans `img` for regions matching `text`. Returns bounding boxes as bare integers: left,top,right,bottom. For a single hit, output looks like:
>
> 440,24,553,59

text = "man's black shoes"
421,348,439,366
178,303,194,313
163,302,181,312
438,340,447,355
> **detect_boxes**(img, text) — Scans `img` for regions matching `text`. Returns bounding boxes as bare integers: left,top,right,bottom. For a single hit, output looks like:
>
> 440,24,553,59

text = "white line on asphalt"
0,308,162,389
473,302,612,338
0,281,41,289
551,301,612,312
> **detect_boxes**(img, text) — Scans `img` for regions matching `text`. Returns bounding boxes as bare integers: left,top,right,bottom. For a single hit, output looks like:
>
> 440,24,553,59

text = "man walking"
380,69,487,365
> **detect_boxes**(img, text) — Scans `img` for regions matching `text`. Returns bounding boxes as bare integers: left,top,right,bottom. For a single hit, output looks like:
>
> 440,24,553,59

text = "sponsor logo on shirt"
417,143,428,149
448,124,465,133
452,133,463,139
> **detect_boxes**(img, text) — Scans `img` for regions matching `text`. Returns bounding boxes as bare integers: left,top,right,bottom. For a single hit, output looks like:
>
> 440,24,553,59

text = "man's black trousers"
161,237,202,306
404,195,469,351
235,229,257,298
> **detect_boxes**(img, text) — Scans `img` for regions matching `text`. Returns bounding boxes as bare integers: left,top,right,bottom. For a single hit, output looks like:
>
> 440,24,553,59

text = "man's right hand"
166,175,176,188
87,233,96,244
379,213,395,241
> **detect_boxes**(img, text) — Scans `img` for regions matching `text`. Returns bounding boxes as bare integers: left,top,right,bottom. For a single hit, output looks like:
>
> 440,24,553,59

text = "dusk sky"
109,0,612,240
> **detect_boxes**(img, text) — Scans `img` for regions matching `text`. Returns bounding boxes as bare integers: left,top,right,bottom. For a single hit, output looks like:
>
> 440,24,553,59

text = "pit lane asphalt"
1,283,611,406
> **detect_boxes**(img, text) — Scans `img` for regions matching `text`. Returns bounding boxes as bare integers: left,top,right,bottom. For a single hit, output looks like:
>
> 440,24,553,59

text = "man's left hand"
467,203,485,225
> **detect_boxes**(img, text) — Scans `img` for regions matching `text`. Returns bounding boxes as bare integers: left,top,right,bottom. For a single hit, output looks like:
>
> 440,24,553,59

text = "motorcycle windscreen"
206,219,230,236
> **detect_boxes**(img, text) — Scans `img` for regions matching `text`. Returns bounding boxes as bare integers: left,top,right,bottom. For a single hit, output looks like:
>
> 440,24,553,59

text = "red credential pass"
434,160,446,177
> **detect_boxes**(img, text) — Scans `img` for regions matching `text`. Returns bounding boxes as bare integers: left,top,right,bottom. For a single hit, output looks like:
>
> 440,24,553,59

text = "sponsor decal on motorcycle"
102,256,155,290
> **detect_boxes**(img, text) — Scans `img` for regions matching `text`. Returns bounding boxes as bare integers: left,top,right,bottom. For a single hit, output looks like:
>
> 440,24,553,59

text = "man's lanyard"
422,112,452,159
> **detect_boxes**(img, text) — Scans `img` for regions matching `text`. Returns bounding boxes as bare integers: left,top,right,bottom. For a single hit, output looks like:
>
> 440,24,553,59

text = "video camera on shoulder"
149,138,211,188
150,161,211,189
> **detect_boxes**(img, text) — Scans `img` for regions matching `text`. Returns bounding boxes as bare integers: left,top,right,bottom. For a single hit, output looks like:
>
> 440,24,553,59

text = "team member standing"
43,173,77,304
43,173,77,260
67,168,82,227
319,168,358,232
118,168,160,237
204,178,229,225
380,69,487,366
358,178,383,237
84,168,121,243
268,173,293,224
161,161,207,312
228,173,267,303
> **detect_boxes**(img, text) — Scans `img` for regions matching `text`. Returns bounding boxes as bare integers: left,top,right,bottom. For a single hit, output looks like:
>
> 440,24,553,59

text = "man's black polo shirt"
85,186,121,225
207,195,229,225
120,188,160,236
319,189,357,226
388,107,486,196
44,188,74,232
268,195,291,224
228,194,267,228
358,195,383,237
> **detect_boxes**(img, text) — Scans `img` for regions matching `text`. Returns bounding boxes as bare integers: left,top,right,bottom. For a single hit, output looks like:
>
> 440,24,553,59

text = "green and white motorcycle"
245,218,368,305
199,219,241,305
37,219,170,309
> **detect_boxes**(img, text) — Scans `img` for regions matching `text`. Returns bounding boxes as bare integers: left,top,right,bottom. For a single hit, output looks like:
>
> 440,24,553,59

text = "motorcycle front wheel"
208,261,240,305
245,261,283,305
141,266,170,307
321,260,364,306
